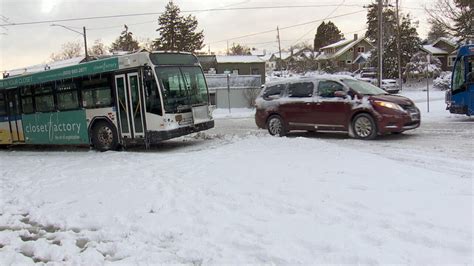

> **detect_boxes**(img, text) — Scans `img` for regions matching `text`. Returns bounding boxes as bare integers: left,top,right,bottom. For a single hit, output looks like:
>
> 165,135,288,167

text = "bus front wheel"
91,121,119,151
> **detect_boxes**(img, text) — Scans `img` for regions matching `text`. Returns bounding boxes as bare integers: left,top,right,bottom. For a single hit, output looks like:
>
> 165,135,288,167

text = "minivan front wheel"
267,115,287,137
352,113,377,140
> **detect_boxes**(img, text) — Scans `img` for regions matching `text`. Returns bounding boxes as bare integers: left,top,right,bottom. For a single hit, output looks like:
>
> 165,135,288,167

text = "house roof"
320,39,353,50
317,37,374,60
271,52,293,60
258,53,273,61
421,45,449,55
250,49,266,56
432,37,457,48
216,55,264,63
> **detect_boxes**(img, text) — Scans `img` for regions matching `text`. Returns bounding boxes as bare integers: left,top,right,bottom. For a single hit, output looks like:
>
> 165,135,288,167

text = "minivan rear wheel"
267,115,287,137
352,113,377,140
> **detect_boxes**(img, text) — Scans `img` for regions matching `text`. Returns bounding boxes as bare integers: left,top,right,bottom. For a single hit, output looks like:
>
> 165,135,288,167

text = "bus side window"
81,76,113,109
57,82,79,110
21,87,34,114
34,84,55,112
0,93,6,116
453,57,465,92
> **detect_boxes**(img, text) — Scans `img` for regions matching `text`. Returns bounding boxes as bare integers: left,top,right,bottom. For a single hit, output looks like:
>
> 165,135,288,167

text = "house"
315,34,375,72
196,55,218,74
215,55,265,84
420,38,457,71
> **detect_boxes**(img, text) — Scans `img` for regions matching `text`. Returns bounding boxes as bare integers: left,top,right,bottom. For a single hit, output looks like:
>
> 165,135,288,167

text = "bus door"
5,89,25,143
114,73,145,140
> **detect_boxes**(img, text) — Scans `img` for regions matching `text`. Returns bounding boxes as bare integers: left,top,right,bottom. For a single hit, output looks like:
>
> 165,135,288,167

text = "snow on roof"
354,51,372,63
320,39,353,50
216,55,264,63
332,37,372,58
315,52,329,60
6,56,86,77
258,53,273,61
433,37,457,48
250,49,266,56
422,45,448,55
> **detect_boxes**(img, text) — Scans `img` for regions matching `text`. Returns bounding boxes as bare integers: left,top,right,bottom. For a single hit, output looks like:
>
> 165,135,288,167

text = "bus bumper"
147,120,215,143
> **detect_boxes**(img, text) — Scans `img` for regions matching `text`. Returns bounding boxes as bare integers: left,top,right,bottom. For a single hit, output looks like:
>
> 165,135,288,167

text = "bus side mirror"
467,72,473,84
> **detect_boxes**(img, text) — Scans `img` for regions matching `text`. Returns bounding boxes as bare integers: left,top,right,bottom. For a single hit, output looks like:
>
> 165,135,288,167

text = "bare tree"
88,39,108,57
50,41,83,61
425,0,473,41
139,37,155,51
243,87,261,107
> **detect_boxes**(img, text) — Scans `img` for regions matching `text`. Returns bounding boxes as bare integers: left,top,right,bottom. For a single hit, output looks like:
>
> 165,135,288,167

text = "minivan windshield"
342,79,388,95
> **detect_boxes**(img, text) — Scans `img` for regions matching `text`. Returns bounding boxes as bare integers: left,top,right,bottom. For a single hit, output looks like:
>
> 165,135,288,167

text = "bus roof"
0,51,200,90
0,56,120,90
457,44,474,58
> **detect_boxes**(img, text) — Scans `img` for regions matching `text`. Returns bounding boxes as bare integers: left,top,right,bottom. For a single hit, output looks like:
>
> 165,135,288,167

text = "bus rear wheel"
91,121,118,151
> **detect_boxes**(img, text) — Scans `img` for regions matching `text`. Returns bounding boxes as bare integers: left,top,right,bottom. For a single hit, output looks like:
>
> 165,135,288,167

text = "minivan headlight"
373,100,404,111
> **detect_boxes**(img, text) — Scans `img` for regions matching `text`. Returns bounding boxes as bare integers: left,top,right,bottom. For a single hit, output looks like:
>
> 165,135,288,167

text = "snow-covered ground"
0,90,472,264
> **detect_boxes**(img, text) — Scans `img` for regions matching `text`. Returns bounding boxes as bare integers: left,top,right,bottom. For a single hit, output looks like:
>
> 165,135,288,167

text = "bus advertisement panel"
22,110,89,144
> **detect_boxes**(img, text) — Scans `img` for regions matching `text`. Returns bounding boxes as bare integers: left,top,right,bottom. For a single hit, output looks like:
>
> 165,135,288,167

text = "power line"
0,4,368,27
290,0,346,48
208,9,366,45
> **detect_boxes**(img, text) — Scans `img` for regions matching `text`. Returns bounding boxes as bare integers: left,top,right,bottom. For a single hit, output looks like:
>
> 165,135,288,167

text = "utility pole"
426,54,430,113
277,26,282,76
227,41,229,55
83,26,89,61
51,24,89,62
395,0,403,91
208,44,211,55
377,0,383,88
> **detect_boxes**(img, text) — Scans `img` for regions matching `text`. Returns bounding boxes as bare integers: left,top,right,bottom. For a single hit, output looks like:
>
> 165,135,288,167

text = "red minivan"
255,76,420,139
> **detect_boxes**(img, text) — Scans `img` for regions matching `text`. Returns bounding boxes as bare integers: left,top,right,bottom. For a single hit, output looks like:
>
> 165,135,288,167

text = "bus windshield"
155,66,209,113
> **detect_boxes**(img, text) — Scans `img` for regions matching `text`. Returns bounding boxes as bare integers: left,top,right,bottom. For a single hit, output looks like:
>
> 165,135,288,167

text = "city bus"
446,44,474,116
0,51,214,151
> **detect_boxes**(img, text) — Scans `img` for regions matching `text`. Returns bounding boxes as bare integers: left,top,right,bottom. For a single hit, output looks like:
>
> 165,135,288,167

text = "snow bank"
213,108,255,119
0,135,471,264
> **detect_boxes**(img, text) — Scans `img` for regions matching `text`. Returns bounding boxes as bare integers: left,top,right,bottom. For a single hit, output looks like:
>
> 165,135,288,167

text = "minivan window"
318,80,344,97
288,82,314,98
263,84,285,100
342,79,387,95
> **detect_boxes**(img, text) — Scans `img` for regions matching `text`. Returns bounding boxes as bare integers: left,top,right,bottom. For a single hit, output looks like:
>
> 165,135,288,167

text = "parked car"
255,76,420,139
381,79,400,94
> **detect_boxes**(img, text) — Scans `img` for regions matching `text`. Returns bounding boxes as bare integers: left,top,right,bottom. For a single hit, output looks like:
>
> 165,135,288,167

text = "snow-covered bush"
433,71,452,90
405,52,442,80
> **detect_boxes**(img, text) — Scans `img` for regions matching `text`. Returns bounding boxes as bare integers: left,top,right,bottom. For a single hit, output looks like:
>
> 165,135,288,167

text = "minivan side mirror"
334,91,347,98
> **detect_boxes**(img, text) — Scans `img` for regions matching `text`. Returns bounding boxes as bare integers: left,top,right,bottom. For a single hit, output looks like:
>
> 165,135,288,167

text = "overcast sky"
0,0,433,72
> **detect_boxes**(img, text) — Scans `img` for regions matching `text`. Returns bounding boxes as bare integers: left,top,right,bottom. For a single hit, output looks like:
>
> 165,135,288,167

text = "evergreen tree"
153,1,204,52
313,21,344,51
365,3,396,43
366,4,420,79
426,0,473,42
229,43,251,55
109,25,140,52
